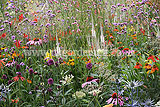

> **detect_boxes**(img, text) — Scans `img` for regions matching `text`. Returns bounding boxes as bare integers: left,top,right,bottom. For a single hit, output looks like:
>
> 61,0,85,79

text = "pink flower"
82,79,99,88
13,75,25,82
13,72,25,82
106,93,124,106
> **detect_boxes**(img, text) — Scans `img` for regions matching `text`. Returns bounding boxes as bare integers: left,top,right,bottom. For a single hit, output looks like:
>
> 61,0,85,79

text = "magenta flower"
106,93,124,106
48,78,54,85
29,68,34,74
86,63,92,69
47,59,54,66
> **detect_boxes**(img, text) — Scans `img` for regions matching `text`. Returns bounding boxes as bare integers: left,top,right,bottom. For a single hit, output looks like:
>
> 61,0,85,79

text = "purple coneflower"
106,93,124,106
86,63,92,69
48,78,54,85
2,74,7,79
47,59,54,66
16,64,21,70
29,68,34,75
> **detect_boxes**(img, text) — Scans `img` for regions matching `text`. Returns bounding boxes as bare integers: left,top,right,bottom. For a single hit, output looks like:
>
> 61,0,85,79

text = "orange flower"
147,55,159,62
143,63,152,70
123,48,129,51
122,56,127,60
111,49,117,55
132,37,137,39
134,62,142,69
27,79,32,84
21,46,29,49
118,46,124,50
68,51,74,56
11,98,19,103
0,60,5,68
114,28,119,32
135,43,138,45
106,30,110,34
147,65,159,74
151,64,159,72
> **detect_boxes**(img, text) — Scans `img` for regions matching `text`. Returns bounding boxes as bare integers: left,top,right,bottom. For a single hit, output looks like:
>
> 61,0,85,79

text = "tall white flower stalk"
56,32,60,57
100,23,105,48
91,15,99,51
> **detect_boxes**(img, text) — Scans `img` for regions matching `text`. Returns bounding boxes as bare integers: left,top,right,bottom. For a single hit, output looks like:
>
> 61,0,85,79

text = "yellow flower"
70,62,75,66
69,59,74,62
67,62,70,65
145,60,152,65
30,0,33,4
129,26,135,32
44,50,53,61
121,25,126,30
103,104,113,107
1,47,6,50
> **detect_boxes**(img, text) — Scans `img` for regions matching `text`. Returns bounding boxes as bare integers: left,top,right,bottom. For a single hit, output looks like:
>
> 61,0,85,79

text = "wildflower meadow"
0,0,160,107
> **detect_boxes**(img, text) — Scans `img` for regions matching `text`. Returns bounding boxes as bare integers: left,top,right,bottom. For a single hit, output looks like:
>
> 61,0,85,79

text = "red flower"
13,75,25,82
14,40,21,48
19,14,23,22
140,28,145,35
11,98,19,103
23,33,28,38
33,18,38,22
123,48,129,51
108,40,112,45
2,33,6,38
134,62,142,69
86,76,94,82
152,65,159,71
147,55,159,62
10,21,13,27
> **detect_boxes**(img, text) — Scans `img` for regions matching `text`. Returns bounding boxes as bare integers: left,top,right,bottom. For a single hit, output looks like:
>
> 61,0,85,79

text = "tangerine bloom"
103,104,113,107
27,79,32,84
143,63,152,70
106,93,124,106
147,65,159,74
0,60,5,68
134,62,142,69
13,72,25,82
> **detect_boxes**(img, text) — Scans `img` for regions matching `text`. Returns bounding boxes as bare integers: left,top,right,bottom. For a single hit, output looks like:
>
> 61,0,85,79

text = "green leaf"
65,88,72,96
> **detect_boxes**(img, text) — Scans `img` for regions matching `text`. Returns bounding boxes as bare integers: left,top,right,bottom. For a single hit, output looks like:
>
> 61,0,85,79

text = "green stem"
95,96,101,107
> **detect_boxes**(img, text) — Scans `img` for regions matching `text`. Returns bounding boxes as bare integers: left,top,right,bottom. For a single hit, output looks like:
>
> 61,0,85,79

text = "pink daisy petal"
20,77,25,81
106,97,113,104
82,81,92,88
